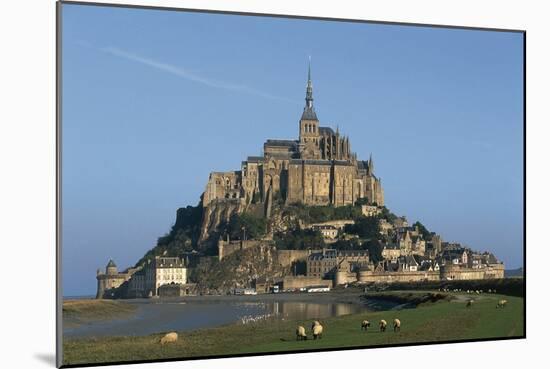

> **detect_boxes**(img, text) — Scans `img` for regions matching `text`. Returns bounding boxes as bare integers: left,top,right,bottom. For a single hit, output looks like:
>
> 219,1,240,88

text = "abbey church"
202,64,384,209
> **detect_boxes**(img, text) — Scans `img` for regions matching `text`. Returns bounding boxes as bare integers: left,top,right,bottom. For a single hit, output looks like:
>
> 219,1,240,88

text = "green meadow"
63,291,524,366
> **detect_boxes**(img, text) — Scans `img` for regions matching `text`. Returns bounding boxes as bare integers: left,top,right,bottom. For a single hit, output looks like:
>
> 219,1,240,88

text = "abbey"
203,65,384,209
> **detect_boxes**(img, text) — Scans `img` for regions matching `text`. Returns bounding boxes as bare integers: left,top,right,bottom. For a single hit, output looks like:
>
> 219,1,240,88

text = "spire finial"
308,55,311,81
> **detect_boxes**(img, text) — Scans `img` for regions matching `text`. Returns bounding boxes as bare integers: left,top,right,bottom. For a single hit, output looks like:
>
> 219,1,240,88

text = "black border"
56,1,527,368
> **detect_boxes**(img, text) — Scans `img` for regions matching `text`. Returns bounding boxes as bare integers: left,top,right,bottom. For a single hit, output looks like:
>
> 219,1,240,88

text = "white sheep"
160,332,178,344
393,319,401,332
361,320,371,331
296,325,307,341
312,322,323,340
379,319,387,332
311,320,321,331
466,299,474,308
496,299,508,308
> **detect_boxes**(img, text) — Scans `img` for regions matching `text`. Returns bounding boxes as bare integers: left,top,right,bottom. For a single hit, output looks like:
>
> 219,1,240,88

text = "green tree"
344,216,380,239
379,206,398,223
274,229,325,250
364,239,383,264
228,213,267,240
413,221,432,241
354,197,370,206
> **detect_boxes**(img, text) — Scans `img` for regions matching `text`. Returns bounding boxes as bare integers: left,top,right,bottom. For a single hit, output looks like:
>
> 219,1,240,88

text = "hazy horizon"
61,4,524,296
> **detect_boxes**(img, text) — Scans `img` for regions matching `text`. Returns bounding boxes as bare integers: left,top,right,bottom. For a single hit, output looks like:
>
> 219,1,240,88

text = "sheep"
160,332,178,344
296,325,307,341
466,299,474,308
379,319,387,332
311,320,321,331
312,322,323,340
361,320,371,331
393,319,401,332
496,299,508,308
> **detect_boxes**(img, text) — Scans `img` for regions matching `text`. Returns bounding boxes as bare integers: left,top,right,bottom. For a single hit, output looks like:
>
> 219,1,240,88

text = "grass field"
63,299,137,328
62,291,524,366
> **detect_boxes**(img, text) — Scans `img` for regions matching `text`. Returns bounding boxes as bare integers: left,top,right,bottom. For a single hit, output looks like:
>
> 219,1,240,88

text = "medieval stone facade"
202,64,384,211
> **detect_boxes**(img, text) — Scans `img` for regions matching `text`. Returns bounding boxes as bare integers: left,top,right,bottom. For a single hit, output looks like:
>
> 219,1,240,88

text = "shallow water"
63,298,378,338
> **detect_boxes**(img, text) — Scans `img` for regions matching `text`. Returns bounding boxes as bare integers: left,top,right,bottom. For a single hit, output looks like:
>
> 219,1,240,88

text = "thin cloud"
101,46,298,104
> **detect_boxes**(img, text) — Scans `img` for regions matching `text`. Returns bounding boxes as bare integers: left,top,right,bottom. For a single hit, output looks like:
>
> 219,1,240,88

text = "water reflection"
64,299,368,338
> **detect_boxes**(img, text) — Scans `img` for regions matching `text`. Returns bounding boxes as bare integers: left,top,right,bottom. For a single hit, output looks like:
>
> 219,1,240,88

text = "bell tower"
299,59,321,159
299,59,319,142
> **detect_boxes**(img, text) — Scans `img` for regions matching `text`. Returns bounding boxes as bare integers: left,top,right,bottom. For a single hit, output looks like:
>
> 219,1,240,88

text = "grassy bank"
63,299,137,327
63,292,524,366
379,278,524,297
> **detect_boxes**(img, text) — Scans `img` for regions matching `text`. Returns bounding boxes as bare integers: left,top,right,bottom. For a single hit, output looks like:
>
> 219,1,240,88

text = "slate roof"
246,156,265,163
289,159,332,166
265,139,298,147
301,106,318,121
319,126,335,135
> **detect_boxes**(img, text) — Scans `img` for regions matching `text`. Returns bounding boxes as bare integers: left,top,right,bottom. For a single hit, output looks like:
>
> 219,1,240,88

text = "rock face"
198,199,245,252
193,243,287,292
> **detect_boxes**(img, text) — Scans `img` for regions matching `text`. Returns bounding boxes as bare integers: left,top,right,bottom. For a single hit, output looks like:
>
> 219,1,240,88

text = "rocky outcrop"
193,243,288,292
198,199,246,251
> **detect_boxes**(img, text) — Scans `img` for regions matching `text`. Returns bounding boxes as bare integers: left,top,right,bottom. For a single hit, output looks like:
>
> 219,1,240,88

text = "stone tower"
298,60,322,160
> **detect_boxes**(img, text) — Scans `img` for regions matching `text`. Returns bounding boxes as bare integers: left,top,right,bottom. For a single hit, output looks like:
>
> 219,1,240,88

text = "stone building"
306,248,370,280
202,63,384,212
96,259,140,299
158,283,197,297
311,224,339,241
143,256,187,297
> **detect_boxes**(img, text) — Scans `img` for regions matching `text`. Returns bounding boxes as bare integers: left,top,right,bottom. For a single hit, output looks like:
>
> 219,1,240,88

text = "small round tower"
106,259,118,275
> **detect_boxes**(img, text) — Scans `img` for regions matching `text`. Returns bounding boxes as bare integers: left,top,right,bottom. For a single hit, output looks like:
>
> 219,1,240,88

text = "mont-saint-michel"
95,65,505,300
60,6,524,366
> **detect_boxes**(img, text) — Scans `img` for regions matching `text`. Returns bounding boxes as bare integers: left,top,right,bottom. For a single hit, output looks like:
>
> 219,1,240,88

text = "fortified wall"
277,249,310,267
218,239,269,261
440,264,505,280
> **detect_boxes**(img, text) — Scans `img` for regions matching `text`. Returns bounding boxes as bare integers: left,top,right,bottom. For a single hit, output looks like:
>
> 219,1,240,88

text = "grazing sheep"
393,319,401,332
496,299,508,308
312,323,323,340
466,299,474,308
379,319,387,332
361,320,371,331
296,325,307,341
311,320,321,331
160,332,178,345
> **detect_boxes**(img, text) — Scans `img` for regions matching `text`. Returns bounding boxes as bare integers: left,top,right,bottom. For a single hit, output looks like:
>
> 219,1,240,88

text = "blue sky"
61,4,524,296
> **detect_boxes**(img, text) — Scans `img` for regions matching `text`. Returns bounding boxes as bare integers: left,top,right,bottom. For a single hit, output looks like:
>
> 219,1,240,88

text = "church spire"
300,57,318,121
305,57,313,109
